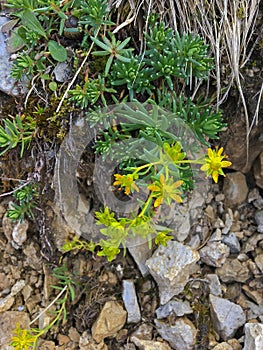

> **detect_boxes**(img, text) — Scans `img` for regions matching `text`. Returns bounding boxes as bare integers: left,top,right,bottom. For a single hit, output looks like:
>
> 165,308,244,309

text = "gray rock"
206,274,222,296
164,181,210,242
222,212,233,234
243,323,263,350
128,235,153,277
164,202,191,242
222,233,241,254
156,299,193,319
241,298,263,320
53,61,71,82
255,210,263,233
223,172,248,207
199,241,230,267
0,16,27,96
146,241,199,304
216,258,252,283
0,279,25,312
209,294,246,340
155,318,197,350
122,280,141,323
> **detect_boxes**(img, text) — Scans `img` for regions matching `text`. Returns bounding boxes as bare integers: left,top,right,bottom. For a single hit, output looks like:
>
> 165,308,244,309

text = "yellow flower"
148,174,183,207
113,173,139,195
11,323,36,350
200,147,232,183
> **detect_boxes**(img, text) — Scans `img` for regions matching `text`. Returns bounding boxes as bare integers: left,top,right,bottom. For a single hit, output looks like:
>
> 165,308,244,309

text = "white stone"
206,274,222,296
12,220,28,246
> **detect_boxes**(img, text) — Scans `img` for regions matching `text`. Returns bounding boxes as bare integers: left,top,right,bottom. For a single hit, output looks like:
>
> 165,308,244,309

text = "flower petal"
221,160,232,167
154,196,163,207
148,184,160,192
212,171,219,183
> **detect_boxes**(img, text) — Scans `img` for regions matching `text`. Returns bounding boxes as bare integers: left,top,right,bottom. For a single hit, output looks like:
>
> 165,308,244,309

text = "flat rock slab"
146,241,199,304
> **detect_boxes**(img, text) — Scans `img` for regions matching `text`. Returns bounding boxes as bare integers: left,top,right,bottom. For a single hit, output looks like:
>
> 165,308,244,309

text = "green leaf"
6,27,25,53
105,55,114,76
48,40,67,62
49,81,58,91
91,36,111,52
21,9,47,39
116,37,131,50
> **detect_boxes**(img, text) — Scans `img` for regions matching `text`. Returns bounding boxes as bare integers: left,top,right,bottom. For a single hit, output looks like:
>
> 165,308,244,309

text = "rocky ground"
1,159,263,350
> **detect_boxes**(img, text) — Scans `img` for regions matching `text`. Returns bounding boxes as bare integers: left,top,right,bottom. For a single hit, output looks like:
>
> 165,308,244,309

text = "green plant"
69,75,116,108
7,182,38,222
92,137,231,261
110,54,154,99
144,22,213,88
73,0,113,44
91,33,133,76
10,264,77,350
0,115,36,156
11,52,46,80
150,89,226,145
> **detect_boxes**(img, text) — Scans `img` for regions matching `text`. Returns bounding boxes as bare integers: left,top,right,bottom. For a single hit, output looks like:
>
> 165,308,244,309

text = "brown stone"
223,172,248,207
223,116,263,173
91,301,127,343
58,334,70,345
38,340,56,350
253,151,263,189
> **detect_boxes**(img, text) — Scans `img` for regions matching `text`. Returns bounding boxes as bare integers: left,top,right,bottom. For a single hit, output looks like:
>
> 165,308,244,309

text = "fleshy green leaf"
22,9,47,39
48,40,67,62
